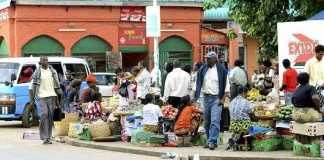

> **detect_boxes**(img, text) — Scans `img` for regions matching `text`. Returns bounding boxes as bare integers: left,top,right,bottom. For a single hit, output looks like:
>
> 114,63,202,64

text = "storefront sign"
0,8,8,21
120,7,145,22
0,0,10,10
146,6,160,37
278,21,324,86
201,27,228,45
119,27,146,45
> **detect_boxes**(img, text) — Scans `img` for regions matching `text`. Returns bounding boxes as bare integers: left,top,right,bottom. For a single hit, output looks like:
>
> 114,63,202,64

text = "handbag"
53,107,65,121
119,82,129,97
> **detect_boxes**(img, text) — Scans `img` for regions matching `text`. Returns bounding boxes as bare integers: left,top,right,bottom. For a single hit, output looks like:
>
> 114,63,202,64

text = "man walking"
305,44,324,86
164,60,191,108
280,59,297,105
195,51,227,150
229,59,248,100
30,56,62,144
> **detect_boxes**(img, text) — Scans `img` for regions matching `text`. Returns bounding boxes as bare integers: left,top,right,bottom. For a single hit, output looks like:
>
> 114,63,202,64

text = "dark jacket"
195,63,227,100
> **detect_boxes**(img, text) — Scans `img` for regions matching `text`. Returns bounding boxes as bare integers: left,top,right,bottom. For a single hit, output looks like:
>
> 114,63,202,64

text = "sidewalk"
61,136,324,160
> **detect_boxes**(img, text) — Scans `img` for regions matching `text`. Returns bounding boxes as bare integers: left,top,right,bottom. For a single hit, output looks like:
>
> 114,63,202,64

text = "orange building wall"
1,5,202,63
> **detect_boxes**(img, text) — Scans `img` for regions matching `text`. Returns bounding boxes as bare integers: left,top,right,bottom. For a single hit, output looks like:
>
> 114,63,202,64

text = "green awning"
204,7,230,21
0,39,9,57
119,45,148,54
159,36,192,52
72,35,112,55
22,35,64,56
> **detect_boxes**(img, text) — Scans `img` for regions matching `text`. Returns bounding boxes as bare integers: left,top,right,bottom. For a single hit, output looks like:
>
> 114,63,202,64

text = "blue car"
0,57,90,128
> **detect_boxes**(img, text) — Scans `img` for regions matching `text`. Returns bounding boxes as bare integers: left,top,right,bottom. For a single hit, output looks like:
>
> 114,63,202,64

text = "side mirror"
11,73,17,82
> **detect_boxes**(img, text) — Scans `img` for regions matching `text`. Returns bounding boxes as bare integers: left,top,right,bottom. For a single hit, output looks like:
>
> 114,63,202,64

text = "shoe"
47,140,53,144
209,144,216,150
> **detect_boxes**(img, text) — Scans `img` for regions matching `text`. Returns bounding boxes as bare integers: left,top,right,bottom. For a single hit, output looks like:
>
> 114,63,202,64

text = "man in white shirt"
229,59,248,100
29,56,62,144
135,61,151,101
195,51,227,150
305,45,324,86
164,60,191,108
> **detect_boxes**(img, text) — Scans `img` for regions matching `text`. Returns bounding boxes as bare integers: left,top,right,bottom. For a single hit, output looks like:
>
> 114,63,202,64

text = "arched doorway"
0,37,8,58
22,35,64,57
159,35,193,72
71,35,112,72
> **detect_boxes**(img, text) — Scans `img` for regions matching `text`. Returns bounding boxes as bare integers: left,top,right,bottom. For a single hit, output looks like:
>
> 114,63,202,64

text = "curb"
61,137,324,160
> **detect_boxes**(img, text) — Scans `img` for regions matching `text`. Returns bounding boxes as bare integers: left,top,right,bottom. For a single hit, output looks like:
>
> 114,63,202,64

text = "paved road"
0,121,160,160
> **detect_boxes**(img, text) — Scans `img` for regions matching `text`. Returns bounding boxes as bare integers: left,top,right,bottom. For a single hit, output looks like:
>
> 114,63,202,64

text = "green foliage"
227,28,237,40
204,0,324,58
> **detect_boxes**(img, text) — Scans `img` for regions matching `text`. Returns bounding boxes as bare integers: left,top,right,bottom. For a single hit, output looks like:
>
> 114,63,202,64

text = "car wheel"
22,104,38,128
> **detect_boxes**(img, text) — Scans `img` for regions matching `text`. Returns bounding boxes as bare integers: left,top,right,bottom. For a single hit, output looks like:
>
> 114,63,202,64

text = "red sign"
120,7,146,22
119,27,146,45
288,34,318,64
201,27,228,45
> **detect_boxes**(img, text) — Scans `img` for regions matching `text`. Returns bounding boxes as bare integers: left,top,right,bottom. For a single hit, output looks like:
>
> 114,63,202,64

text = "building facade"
0,0,203,72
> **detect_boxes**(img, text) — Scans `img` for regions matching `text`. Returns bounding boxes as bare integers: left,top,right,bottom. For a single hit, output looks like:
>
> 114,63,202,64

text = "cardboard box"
290,121,324,136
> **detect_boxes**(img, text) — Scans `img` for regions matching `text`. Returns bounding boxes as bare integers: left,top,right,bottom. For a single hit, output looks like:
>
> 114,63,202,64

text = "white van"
0,57,90,127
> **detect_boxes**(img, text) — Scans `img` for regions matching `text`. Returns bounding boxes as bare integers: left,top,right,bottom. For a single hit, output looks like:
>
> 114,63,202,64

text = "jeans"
284,92,293,105
203,95,222,145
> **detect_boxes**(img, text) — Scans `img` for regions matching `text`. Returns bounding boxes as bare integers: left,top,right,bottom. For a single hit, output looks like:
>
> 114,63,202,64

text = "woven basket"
54,120,69,137
89,122,111,138
65,113,79,123
68,123,80,138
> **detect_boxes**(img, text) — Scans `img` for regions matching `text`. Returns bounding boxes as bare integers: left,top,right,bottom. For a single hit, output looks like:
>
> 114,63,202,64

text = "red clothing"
282,68,298,92
174,106,200,130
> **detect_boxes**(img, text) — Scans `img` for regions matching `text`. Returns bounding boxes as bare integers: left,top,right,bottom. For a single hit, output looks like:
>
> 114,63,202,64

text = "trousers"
39,97,56,140
203,95,222,145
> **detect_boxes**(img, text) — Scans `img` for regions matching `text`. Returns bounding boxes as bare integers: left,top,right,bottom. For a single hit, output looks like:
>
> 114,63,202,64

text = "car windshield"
0,63,19,83
95,74,116,85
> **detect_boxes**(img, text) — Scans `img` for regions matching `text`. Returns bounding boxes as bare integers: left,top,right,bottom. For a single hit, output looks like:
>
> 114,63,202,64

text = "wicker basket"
89,122,111,138
54,120,69,137
65,113,79,123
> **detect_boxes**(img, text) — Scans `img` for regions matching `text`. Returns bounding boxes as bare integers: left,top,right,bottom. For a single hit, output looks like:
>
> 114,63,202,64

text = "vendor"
142,94,163,133
229,86,255,134
291,72,322,123
81,74,102,103
174,95,202,136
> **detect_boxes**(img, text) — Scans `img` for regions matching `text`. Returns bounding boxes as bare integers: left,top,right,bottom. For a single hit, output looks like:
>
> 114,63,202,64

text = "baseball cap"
204,51,218,58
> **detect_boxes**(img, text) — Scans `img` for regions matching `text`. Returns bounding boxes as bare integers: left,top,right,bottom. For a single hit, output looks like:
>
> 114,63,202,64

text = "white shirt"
142,103,163,125
305,57,324,86
38,68,57,98
164,68,191,98
229,66,247,86
202,65,219,95
150,67,161,86
135,68,151,99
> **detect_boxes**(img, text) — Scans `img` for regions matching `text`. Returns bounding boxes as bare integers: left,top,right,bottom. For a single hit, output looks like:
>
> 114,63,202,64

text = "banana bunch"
247,88,261,101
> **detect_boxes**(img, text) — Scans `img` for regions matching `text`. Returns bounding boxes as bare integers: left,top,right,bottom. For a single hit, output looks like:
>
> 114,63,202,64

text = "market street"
0,121,160,160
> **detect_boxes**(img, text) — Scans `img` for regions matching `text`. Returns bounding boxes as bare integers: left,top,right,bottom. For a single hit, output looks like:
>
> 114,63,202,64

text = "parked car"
0,57,90,128
93,72,116,97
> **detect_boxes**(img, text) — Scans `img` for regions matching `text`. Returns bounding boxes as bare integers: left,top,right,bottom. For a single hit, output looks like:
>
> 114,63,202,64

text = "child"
174,95,202,136
142,94,163,133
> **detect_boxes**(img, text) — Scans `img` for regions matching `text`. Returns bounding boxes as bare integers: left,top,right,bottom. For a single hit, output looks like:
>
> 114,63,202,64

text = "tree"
204,0,324,58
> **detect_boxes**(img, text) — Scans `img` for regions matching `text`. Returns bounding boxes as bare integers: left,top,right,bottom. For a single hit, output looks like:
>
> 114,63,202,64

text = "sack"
53,108,64,121
68,123,83,138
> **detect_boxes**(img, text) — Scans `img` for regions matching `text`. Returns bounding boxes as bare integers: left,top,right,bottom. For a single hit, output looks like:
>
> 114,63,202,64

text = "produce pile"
161,105,178,120
247,88,266,102
276,105,293,121
253,104,276,118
